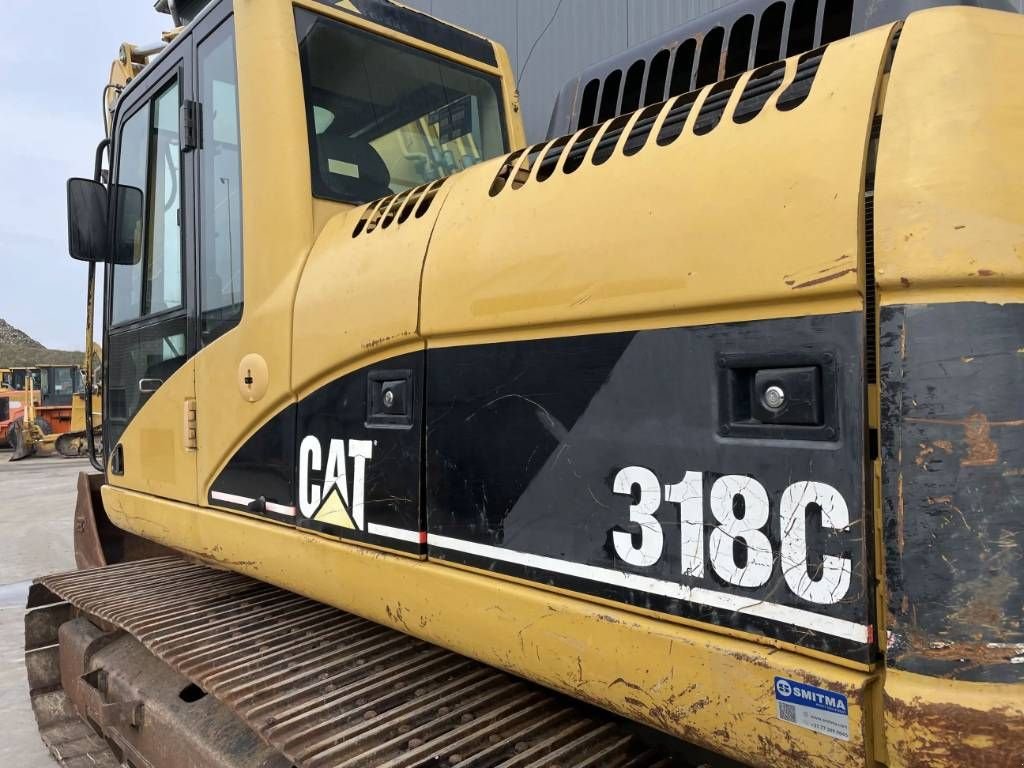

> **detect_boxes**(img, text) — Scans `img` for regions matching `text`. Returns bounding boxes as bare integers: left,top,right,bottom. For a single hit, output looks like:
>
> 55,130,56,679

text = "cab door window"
110,104,149,325
145,84,184,315
110,79,184,325
105,73,188,452
197,18,243,345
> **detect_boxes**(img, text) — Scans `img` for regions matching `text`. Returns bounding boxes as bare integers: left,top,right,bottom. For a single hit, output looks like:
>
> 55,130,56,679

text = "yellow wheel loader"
29,0,1023,765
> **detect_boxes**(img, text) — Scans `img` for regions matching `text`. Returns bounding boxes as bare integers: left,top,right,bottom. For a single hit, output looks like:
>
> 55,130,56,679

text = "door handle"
138,378,163,394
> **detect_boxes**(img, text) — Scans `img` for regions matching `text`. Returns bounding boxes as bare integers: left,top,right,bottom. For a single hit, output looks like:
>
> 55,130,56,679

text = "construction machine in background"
27,0,1023,766
4,361,102,460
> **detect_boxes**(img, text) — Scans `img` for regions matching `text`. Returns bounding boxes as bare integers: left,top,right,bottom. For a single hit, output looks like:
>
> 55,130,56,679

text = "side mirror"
66,178,108,263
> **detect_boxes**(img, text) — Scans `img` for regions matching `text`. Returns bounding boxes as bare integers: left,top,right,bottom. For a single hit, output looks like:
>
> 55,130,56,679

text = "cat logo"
298,436,373,528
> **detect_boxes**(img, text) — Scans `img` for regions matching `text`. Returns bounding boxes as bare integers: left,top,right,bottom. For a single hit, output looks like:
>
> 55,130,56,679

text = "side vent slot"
644,49,670,106
414,179,444,218
696,27,725,87
755,2,786,66
621,59,646,114
511,143,546,190
380,190,410,230
669,40,696,97
579,79,600,129
725,15,755,77
488,149,526,197
776,45,826,111
352,200,381,238
787,0,817,55
562,125,603,174
656,90,699,146
821,0,854,44
536,136,572,182
363,195,392,234
693,76,740,136
733,61,786,123
397,185,426,223
598,70,622,122
623,103,665,157
591,115,632,166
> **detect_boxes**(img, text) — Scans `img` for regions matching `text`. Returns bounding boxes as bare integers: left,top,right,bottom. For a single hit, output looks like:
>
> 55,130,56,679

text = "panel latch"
184,398,197,451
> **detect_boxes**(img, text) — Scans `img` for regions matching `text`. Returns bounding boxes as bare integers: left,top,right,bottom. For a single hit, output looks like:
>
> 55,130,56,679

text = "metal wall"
400,0,1024,143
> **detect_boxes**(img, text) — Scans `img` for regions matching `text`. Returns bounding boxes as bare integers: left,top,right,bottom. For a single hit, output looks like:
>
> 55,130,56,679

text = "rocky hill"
0,318,83,367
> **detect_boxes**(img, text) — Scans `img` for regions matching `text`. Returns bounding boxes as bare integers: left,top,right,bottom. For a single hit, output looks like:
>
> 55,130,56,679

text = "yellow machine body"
82,2,1023,766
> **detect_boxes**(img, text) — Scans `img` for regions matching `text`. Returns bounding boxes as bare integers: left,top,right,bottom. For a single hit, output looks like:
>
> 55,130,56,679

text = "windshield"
295,8,508,205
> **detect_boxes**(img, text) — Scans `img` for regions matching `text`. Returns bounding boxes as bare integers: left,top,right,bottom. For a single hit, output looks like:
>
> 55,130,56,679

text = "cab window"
295,7,508,204
109,79,184,326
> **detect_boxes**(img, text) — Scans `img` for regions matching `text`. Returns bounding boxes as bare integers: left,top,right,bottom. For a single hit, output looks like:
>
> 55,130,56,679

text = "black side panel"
880,302,1024,682
426,314,872,661
295,351,424,555
209,405,296,524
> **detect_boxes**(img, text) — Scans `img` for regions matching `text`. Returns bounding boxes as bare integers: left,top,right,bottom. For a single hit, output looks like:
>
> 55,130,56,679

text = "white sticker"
328,158,360,178
774,676,849,741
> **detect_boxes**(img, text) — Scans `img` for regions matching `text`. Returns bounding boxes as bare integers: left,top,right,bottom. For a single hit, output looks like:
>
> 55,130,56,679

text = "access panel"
425,313,873,661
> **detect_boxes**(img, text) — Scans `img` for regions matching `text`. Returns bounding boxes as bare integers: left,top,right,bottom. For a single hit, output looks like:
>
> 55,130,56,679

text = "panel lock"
366,370,413,428
718,354,837,441
751,367,822,426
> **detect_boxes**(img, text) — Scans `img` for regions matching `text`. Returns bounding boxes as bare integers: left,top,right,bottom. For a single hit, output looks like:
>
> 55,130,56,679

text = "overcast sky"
0,2,168,350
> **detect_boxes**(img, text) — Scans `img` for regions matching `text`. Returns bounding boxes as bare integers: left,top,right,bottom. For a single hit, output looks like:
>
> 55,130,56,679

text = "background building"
401,0,1023,142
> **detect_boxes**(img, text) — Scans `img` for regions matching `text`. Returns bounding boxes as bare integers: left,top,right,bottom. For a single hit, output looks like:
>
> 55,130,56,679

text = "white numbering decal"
612,467,852,605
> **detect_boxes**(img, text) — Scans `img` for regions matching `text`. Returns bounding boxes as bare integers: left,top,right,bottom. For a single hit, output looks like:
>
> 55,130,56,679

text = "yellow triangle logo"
335,0,361,13
314,485,356,529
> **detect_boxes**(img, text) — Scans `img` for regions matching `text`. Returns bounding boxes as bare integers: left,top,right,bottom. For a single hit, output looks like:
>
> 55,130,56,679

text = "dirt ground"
0,451,87,767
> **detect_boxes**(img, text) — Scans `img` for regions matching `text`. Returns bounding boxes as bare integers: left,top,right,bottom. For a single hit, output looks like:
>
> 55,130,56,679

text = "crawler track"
27,557,689,767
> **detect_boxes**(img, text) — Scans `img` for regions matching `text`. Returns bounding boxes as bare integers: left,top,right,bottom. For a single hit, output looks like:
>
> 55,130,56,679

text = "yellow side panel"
875,6,1024,304
291,189,449,398
104,486,875,768
108,360,195,504
421,25,894,343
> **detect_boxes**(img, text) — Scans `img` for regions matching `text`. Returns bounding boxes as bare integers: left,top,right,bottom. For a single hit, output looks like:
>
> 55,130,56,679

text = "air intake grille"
352,179,445,238
490,47,827,196
573,0,852,132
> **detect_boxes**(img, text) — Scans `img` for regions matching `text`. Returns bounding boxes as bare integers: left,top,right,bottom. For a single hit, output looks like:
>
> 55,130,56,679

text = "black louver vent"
490,46,827,196
572,0,852,132
352,179,445,237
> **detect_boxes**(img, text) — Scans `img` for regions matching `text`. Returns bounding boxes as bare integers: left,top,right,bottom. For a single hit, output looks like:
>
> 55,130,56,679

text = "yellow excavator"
27,0,1023,766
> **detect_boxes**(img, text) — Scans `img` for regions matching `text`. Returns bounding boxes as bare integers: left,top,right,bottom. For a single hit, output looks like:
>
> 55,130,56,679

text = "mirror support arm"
85,138,110,473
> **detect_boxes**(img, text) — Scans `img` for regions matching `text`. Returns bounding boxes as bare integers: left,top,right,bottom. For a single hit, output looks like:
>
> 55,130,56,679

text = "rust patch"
904,639,1022,666
905,412,1024,467
361,330,413,351
977,269,996,277
961,413,1000,466
885,694,1024,768
900,276,912,287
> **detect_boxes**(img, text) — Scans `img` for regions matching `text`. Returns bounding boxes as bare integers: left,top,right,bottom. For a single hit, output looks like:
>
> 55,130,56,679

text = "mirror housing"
66,178,109,263
65,179,145,265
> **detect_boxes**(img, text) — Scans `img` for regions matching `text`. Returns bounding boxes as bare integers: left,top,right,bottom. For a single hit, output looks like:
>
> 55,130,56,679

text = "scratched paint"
880,302,1024,682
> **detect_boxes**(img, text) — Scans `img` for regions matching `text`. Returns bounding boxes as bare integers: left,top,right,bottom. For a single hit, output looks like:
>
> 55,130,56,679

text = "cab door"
104,37,198,504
